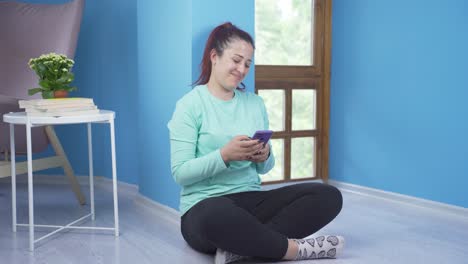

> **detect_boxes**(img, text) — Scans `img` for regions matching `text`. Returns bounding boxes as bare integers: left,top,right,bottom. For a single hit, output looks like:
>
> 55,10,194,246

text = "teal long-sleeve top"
167,85,275,215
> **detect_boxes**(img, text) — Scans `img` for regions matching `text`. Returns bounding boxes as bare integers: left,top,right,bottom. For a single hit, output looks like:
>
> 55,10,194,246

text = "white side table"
3,110,120,251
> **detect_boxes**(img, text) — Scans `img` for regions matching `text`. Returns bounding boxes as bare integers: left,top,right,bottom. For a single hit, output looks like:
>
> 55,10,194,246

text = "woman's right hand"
220,135,263,163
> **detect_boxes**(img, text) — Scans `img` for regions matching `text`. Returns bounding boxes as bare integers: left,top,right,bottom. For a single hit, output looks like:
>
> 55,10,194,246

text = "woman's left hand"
248,142,270,163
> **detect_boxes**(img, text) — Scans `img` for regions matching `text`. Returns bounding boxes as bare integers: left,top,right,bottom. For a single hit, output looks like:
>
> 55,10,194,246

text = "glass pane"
255,0,314,65
292,89,316,130
291,137,315,179
260,139,284,182
258,89,285,131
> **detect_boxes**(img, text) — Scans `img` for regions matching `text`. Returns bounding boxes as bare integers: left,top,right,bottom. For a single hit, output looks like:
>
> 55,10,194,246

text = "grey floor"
1,177,467,264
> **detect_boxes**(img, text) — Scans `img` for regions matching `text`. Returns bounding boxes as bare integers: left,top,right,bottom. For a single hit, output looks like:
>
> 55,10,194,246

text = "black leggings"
181,183,343,260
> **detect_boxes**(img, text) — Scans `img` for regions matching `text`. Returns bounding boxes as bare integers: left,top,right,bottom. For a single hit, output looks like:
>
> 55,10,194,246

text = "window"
255,0,332,183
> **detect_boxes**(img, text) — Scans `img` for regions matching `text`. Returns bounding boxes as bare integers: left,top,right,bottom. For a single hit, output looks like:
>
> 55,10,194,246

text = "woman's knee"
323,184,343,216
190,197,236,233
297,183,343,216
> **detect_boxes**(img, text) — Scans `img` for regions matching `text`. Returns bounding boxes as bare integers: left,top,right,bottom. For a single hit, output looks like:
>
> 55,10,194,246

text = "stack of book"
18,98,99,117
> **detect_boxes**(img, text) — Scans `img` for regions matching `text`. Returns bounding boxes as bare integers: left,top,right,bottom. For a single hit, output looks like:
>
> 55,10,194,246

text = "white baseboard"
4,175,466,223
328,179,468,221
133,194,181,226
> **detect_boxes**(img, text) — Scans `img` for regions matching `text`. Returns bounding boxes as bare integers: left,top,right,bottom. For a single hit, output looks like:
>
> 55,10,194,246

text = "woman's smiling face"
210,39,254,92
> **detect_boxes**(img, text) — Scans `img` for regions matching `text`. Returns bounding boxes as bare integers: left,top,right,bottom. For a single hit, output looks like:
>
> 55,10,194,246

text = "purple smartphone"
251,130,273,146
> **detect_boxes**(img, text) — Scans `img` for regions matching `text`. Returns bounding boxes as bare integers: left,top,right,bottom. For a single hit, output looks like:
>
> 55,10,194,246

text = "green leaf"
37,64,46,78
39,80,50,89
28,88,43,96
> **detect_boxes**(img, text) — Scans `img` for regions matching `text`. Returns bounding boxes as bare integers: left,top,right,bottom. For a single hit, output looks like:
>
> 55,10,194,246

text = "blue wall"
69,0,139,185
136,0,192,209
330,0,468,207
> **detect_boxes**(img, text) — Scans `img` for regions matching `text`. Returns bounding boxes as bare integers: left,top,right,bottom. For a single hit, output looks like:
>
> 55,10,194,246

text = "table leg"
110,119,119,236
87,123,95,220
26,121,34,251
10,124,16,232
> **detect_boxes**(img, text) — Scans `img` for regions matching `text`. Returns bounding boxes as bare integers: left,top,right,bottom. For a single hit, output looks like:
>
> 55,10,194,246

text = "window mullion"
284,137,291,181
284,88,292,180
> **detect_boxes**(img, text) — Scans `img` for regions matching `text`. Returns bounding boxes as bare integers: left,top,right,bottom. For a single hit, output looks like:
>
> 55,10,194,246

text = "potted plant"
28,53,77,99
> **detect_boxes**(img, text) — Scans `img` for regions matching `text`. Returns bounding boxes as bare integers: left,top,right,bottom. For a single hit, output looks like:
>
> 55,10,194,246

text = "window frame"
255,0,332,183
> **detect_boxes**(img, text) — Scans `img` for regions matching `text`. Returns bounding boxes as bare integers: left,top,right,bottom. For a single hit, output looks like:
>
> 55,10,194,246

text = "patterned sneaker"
214,248,247,264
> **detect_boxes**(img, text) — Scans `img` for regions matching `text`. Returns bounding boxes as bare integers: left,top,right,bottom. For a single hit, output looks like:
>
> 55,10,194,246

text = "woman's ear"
210,49,217,66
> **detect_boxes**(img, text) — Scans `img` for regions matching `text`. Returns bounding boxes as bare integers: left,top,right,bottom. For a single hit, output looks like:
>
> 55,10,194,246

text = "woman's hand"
248,142,270,163
220,135,264,163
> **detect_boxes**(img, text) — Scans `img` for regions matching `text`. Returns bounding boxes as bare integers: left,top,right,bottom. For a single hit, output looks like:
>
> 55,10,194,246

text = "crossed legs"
181,183,343,260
